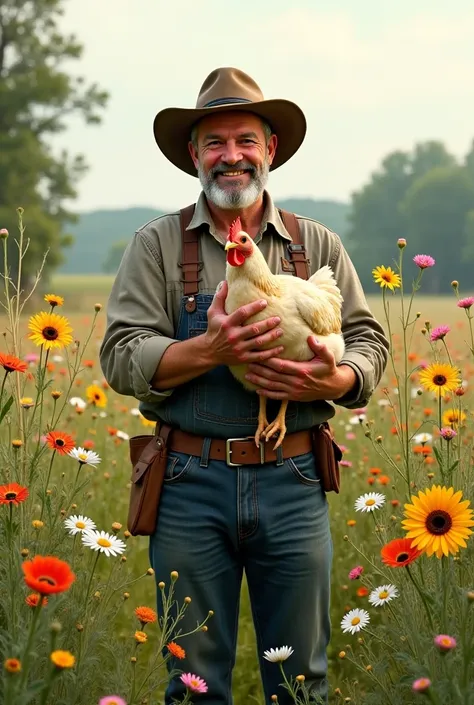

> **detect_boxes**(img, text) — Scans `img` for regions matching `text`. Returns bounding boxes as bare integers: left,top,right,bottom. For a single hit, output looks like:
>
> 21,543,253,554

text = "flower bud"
146,568,155,576
339,651,346,658
94,303,102,312
0,228,9,239
170,570,178,581
451,280,459,289
397,238,406,249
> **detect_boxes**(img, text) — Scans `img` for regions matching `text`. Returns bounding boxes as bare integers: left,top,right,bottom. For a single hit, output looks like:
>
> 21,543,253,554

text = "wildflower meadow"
1,210,474,704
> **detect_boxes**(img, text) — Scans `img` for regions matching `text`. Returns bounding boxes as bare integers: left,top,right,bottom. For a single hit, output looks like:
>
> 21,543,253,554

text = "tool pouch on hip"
127,422,172,536
311,422,342,493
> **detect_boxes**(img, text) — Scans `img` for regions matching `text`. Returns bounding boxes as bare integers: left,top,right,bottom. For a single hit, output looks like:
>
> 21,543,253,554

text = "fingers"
235,324,283,354
227,298,269,326
241,346,285,362
209,281,228,312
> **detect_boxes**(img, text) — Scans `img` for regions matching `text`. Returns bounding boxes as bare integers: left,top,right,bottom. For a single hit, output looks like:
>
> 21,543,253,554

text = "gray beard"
197,160,270,210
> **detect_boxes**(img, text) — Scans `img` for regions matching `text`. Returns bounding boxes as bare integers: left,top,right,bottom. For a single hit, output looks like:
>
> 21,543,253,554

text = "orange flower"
25,593,48,608
380,538,422,568
0,353,27,374
4,658,21,673
167,641,186,659
370,467,382,476
83,440,95,450
134,606,157,626
0,483,29,505
356,586,369,597
134,630,147,644
83,360,94,368
22,556,75,595
413,445,432,456
423,408,433,417
45,431,75,455
377,475,390,485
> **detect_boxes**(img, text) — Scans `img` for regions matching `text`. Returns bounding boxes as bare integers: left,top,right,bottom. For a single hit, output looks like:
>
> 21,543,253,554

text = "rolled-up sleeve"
329,235,389,408
99,231,177,403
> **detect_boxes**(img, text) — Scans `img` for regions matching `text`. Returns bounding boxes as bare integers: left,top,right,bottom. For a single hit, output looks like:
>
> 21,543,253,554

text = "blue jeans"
149,447,332,704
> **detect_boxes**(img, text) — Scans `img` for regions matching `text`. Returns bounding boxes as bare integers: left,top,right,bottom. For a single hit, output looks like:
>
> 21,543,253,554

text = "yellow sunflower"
442,408,467,428
28,312,73,350
86,384,107,408
418,363,460,395
44,294,64,308
402,485,474,558
372,265,401,291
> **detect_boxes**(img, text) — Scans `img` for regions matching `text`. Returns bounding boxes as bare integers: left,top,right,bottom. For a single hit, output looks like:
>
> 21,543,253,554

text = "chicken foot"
254,394,270,448
261,399,289,451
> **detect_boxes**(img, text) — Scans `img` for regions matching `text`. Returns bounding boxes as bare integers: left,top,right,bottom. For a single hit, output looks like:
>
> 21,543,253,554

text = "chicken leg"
262,399,289,450
254,394,270,448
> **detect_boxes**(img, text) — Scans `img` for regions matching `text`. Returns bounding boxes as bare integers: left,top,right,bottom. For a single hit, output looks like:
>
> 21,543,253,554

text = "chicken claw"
254,395,269,448
262,400,289,450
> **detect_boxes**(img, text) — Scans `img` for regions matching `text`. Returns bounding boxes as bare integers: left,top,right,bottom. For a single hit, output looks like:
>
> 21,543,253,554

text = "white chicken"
224,217,345,449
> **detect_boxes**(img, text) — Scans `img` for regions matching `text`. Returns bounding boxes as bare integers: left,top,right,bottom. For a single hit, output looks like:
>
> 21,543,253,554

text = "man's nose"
221,140,242,165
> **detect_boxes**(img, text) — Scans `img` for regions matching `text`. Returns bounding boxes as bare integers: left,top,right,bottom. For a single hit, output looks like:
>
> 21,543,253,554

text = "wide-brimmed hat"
153,67,307,176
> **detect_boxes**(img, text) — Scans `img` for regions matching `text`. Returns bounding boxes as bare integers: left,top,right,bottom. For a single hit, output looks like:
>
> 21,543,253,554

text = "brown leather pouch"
311,422,343,494
127,422,172,536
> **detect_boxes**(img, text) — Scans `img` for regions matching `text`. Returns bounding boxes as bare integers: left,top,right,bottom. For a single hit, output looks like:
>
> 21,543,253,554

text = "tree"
102,240,128,274
346,141,460,291
401,166,474,293
0,0,108,286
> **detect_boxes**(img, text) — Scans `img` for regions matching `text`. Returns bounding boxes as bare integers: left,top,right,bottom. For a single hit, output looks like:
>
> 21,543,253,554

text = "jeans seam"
239,469,259,540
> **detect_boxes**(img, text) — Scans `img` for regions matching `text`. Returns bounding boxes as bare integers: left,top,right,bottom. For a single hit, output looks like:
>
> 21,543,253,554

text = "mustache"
210,162,257,178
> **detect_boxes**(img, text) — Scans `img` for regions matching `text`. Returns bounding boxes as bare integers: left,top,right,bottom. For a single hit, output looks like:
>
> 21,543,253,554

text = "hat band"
203,97,253,108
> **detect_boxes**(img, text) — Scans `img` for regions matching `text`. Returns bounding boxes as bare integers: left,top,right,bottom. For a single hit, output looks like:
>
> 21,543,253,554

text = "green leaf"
0,395,14,424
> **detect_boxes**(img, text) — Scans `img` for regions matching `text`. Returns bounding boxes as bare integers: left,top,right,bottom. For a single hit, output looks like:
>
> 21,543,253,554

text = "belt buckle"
225,436,265,466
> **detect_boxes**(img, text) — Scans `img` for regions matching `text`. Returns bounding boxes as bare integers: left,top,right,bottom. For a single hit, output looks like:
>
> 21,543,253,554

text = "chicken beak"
224,241,238,251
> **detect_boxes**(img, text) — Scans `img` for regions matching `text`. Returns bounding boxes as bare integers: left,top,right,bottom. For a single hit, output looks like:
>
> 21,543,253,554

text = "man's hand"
243,335,357,401
204,281,285,367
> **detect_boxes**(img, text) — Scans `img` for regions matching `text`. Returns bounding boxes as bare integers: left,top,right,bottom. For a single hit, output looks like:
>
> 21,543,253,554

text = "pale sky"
56,0,474,213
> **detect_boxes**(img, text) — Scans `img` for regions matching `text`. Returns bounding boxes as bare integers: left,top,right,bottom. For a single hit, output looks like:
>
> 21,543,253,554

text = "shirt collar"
187,190,293,243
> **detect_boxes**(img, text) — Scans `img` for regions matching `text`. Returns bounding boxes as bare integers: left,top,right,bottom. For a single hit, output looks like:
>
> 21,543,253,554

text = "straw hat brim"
153,99,307,177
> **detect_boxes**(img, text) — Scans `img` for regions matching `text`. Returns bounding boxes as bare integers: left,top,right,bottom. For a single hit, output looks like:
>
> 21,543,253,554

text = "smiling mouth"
218,170,249,177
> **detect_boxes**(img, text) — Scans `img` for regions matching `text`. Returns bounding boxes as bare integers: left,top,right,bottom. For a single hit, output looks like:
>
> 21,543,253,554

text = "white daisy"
69,396,86,410
413,432,432,445
81,529,126,557
52,355,64,363
130,408,141,416
263,646,294,663
99,411,107,418
341,608,370,635
377,399,391,407
68,447,101,467
64,514,96,535
354,492,385,513
349,414,366,425
368,584,399,607
116,430,129,441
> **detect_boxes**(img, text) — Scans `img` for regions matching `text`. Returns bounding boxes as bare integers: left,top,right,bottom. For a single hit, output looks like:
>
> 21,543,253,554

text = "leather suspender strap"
179,204,201,310
279,208,310,280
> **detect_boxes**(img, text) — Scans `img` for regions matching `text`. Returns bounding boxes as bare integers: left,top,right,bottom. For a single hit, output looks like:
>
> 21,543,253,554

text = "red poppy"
0,483,29,505
0,353,28,374
380,538,422,568
22,555,75,595
45,431,75,455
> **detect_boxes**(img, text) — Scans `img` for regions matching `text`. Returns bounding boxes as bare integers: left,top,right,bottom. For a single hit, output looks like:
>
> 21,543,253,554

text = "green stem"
39,450,57,521
406,565,435,632
19,598,43,688
0,369,7,409
83,551,101,612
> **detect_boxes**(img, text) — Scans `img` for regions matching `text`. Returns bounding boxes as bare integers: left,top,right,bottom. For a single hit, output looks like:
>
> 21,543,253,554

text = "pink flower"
440,427,457,440
412,678,431,692
99,697,127,705
180,673,208,694
346,433,356,440
348,565,364,580
340,460,352,467
434,634,456,652
457,297,474,309
413,254,435,269
429,325,450,342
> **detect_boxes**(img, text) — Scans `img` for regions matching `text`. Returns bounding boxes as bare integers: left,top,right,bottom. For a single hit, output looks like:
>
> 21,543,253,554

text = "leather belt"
167,427,313,466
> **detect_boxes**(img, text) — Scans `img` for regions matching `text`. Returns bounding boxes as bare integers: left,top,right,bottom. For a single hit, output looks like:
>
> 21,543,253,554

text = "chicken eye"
240,236,247,243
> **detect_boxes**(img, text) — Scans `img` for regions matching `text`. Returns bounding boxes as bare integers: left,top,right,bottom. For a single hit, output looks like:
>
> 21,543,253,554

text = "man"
100,67,389,704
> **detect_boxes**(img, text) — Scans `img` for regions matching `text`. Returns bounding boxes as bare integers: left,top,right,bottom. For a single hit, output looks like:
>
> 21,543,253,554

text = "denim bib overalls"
148,292,332,703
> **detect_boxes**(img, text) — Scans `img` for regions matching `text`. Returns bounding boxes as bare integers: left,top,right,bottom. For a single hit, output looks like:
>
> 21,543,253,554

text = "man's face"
188,111,277,209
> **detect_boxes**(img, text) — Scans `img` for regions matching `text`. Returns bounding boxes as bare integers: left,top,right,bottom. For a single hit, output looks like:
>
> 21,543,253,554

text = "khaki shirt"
99,190,389,410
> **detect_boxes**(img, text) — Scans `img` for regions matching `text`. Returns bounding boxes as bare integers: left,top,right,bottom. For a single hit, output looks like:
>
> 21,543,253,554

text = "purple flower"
429,325,450,342
412,678,431,692
457,297,474,309
413,254,435,269
434,634,457,652
440,427,457,440
348,565,364,580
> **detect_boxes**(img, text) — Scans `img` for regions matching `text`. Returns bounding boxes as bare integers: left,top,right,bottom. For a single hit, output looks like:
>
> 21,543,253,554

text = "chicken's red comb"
228,217,242,241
